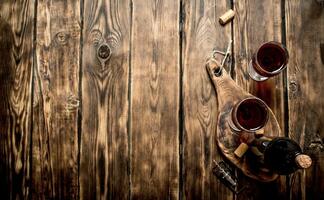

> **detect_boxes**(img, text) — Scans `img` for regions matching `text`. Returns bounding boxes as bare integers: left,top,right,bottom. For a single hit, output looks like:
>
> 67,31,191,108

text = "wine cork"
295,154,312,169
219,9,235,25
255,129,264,136
234,143,249,158
260,136,272,141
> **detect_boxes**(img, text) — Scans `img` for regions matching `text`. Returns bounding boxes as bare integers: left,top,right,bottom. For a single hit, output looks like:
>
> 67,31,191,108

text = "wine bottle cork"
260,136,272,141
255,129,264,136
219,9,235,25
295,154,312,169
234,143,249,158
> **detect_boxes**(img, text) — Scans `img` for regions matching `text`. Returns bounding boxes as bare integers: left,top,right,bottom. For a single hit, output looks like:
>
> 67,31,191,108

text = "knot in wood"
97,43,111,60
289,81,298,92
55,32,68,44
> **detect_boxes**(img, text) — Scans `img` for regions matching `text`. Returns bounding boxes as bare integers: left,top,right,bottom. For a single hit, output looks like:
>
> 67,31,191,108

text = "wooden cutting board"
206,58,280,182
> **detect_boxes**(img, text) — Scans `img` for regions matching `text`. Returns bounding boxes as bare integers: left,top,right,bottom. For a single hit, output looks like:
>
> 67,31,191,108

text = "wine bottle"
252,137,312,175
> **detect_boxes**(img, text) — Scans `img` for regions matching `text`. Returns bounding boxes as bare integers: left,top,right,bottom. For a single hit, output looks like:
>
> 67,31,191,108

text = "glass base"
248,61,269,82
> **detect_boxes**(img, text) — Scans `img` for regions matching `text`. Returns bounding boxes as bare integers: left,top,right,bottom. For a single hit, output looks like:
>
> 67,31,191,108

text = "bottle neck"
253,137,312,174
251,137,271,153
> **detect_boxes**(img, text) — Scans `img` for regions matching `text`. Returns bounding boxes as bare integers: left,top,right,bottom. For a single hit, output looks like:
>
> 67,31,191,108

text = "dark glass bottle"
252,137,312,175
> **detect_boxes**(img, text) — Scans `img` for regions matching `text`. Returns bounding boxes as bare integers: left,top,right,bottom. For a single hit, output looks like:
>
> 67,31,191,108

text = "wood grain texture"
0,1,323,199
0,1,34,199
79,0,130,199
182,0,233,199
32,1,81,199
130,0,179,199
233,0,287,199
285,0,324,199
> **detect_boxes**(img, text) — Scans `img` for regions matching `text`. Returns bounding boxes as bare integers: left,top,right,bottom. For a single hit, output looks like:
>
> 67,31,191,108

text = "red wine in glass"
248,41,289,81
230,97,269,132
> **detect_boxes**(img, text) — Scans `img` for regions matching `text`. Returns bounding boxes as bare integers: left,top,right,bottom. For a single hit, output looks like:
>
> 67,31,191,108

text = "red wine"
232,98,269,131
253,137,312,175
252,42,289,77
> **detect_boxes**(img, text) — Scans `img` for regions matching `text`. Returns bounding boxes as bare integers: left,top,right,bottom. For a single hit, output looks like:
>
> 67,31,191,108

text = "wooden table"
0,0,323,199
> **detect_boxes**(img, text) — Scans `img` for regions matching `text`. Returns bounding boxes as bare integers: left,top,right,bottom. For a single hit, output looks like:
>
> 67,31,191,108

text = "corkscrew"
211,40,232,76
212,160,246,194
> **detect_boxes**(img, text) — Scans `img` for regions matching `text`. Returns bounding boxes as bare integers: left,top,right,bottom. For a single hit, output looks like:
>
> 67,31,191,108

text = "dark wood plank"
182,0,233,199
79,0,130,199
0,1,34,199
233,0,287,199
285,1,324,199
130,0,179,199
32,1,81,199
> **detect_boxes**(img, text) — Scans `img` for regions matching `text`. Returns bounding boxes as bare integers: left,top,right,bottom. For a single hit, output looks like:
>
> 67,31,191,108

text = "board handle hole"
213,67,222,77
